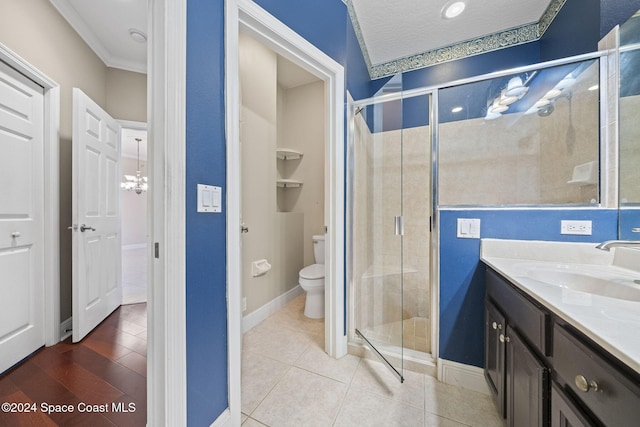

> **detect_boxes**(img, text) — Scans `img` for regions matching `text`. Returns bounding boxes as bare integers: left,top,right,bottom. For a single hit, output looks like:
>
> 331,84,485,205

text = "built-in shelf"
276,148,303,160
277,179,303,188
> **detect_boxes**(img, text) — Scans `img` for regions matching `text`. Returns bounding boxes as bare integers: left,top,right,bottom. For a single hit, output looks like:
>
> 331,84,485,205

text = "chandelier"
121,138,148,195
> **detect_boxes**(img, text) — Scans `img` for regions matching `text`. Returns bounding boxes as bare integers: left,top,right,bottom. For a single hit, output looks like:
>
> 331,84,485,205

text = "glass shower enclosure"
349,80,433,382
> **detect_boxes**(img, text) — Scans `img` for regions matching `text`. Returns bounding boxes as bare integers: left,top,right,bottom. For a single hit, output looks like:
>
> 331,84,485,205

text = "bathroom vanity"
481,239,640,427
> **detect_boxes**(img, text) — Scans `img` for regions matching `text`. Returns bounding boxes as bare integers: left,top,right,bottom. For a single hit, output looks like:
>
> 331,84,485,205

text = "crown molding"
345,0,567,80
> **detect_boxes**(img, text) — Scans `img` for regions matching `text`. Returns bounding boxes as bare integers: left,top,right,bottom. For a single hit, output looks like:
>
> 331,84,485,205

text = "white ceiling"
51,0,555,77
50,0,147,74
277,55,320,89
351,0,553,66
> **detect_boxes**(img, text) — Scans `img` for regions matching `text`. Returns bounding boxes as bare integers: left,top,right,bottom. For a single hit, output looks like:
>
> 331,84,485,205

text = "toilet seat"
299,264,324,280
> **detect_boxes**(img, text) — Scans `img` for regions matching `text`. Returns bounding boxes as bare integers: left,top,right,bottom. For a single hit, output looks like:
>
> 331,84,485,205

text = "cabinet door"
551,382,596,427
506,326,548,427
485,300,506,418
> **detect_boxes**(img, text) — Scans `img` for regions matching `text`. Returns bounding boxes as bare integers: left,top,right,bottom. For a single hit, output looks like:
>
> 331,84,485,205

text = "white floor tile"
241,350,290,415
350,358,425,409
252,367,347,427
241,291,503,427
334,386,424,427
294,344,361,384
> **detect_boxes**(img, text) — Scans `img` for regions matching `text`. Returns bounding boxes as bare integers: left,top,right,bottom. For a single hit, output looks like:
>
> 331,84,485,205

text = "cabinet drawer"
553,324,640,426
486,268,549,355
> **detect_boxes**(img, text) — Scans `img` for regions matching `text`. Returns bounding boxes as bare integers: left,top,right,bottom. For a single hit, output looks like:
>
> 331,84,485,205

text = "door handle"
394,215,404,236
632,228,640,233
241,225,249,233
80,224,96,232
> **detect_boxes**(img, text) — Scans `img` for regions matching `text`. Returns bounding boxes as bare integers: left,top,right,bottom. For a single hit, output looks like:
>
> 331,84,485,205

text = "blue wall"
186,0,228,425
439,209,619,367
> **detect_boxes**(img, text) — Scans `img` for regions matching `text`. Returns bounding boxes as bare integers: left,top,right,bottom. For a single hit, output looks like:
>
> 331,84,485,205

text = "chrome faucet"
595,240,640,251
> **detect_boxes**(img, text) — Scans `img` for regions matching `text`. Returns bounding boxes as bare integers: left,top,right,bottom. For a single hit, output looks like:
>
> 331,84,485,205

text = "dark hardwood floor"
0,304,147,427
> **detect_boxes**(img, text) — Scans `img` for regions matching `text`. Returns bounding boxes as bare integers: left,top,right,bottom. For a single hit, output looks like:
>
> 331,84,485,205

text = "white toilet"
298,235,325,318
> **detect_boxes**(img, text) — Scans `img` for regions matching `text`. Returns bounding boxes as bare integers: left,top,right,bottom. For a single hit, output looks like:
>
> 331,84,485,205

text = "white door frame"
226,0,346,423
0,43,60,348
148,0,187,424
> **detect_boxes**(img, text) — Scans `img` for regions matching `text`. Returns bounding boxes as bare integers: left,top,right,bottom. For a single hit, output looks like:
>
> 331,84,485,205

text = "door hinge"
154,242,160,259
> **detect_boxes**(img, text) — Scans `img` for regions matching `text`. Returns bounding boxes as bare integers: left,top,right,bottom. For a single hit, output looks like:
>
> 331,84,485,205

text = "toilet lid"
300,264,325,280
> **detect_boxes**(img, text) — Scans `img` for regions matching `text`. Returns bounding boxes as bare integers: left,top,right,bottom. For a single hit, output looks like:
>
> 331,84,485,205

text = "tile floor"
242,295,502,427
122,246,147,305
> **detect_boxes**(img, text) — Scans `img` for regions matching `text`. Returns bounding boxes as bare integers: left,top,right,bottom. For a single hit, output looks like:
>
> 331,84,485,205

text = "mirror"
619,10,640,239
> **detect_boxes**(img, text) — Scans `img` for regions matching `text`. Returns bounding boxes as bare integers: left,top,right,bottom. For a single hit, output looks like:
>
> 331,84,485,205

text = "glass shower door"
352,94,405,382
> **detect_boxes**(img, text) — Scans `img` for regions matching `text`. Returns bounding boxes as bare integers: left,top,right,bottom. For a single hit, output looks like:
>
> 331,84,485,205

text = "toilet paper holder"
252,259,271,277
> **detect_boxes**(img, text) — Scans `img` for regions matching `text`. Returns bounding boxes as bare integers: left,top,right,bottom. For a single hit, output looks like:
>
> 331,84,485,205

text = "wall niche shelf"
276,148,303,161
277,179,303,188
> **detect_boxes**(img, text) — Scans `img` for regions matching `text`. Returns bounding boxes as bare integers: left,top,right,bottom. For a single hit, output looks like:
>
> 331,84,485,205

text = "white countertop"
480,239,640,375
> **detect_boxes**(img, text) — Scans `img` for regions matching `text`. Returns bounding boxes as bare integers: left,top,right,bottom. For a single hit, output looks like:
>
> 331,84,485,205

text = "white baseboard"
60,317,72,341
209,408,230,427
122,243,147,251
242,285,304,333
438,358,490,395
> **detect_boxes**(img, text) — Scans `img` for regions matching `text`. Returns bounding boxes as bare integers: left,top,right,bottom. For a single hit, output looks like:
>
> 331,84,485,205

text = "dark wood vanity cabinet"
485,265,640,427
485,268,549,427
484,301,506,417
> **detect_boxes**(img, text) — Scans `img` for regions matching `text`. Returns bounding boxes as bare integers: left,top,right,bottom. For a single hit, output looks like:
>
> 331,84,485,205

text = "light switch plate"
457,218,481,239
197,184,222,213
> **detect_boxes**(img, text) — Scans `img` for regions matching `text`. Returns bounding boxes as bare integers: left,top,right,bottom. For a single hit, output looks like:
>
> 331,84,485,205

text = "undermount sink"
515,264,640,302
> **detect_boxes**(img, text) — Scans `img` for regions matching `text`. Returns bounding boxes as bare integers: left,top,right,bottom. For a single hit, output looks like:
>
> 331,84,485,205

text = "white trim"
49,0,147,74
209,408,231,427
224,2,243,427
60,317,72,341
438,359,491,395
122,243,148,251
242,286,304,333
0,43,61,348
118,120,148,131
226,0,346,424
148,0,187,425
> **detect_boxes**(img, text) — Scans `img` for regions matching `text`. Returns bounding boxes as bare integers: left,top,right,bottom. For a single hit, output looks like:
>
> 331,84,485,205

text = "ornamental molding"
345,0,567,79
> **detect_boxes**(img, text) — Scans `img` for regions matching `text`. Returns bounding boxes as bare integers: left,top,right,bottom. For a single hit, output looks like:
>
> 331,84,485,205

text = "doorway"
226,0,346,422
120,124,149,306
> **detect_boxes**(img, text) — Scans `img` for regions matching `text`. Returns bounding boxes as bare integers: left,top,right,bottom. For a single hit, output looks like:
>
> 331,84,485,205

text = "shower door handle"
394,215,404,236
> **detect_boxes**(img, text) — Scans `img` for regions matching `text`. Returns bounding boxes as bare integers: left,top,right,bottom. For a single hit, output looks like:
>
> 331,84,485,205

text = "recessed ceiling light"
451,106,463,113
129,29,147,43
588,84,599,91
442,1,466,19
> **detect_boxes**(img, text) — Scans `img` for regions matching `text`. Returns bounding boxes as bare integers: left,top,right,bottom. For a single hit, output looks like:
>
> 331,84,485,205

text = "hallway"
0,304,147,426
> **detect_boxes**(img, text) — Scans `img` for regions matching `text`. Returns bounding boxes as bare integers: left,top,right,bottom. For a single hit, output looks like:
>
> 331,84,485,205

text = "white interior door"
72,88,122,342
0,61,45,373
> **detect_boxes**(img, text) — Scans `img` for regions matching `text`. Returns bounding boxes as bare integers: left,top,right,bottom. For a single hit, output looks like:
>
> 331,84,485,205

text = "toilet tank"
312,235,325,264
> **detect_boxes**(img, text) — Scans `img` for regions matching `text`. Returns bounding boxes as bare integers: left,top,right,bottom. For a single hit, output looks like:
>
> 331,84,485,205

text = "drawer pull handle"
499,333,510,343
575,375,599,393
491,322,503,330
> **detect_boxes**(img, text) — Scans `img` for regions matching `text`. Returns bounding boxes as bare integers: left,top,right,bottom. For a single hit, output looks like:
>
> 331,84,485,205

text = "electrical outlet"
560,220,592,235
242,297,247,312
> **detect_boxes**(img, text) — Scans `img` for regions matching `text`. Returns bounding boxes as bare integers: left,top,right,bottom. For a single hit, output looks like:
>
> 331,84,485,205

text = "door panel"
0,60,45,373
72,88,122,342
353,93,405,382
